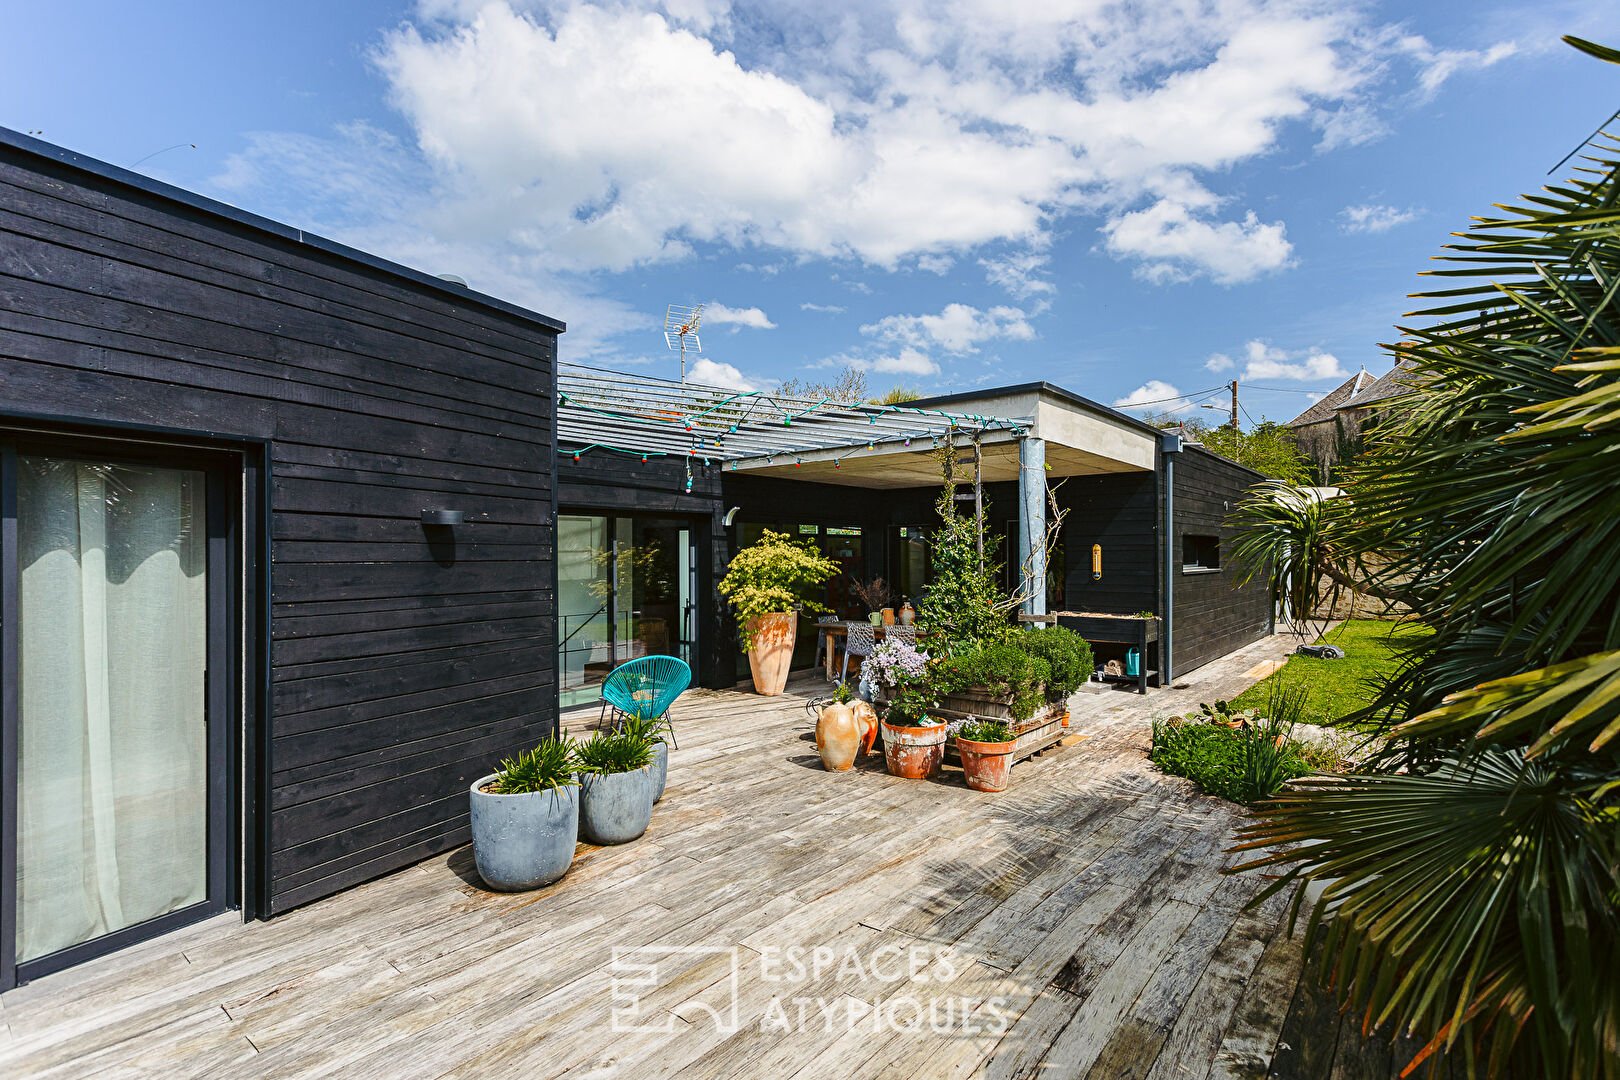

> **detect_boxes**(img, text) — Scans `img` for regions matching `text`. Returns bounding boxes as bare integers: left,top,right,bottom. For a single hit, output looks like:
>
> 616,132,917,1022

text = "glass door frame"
0,432,241,990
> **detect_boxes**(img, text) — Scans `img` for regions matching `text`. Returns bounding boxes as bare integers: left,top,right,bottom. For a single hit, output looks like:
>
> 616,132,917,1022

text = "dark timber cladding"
1170,445,1272,674
0,130,563,915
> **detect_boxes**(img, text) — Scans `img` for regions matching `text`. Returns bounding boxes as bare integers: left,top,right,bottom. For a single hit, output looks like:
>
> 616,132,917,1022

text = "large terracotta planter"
882,719,947,779
745,612,796,696
956,736,1017,792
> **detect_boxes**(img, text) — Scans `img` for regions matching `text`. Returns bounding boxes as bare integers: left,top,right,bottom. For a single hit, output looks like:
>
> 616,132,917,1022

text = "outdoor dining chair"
812,614,839,671
839,621,876,684
886,625,918,645
600,655,691,748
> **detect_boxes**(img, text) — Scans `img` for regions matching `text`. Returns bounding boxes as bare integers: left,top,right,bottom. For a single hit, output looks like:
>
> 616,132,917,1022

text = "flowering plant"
865,639,931,691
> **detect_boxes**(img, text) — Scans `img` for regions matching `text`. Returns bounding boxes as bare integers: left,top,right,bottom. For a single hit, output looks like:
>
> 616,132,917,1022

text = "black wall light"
421,509,465,526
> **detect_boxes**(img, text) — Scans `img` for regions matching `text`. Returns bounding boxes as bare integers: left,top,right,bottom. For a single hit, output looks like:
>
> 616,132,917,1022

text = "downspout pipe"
1161,432,1181,685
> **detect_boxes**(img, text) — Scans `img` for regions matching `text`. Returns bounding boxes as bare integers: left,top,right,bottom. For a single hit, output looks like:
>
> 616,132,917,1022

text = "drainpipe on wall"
1161,431,1181,685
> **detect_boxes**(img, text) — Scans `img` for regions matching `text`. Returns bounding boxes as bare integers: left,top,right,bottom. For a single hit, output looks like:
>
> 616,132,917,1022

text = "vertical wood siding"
0,145,560,914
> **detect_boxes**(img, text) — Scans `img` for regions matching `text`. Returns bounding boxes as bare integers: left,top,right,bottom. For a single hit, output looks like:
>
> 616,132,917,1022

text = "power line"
1118,384,1227,409
1240,383,1330,394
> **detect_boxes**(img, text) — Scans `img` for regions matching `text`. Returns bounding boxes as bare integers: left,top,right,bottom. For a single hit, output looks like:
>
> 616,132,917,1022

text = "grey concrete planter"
652,740,668,803
468,775,579,891
580,764,656,844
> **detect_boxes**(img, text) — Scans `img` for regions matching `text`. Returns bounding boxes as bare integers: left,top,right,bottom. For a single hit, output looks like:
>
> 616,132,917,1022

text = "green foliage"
574,728,655,775
1200,419,1312,483
1231,620,1433,728
918,445,1012,651
1010,628,1093,702
870,385,923,405
618,710,669,746
717,528,841,648
885,682,940,726
933,643,1050,721
831,679,855,704
1226,39,1620,1078
489,735,577,794
957,718,1015,743
1150,718,1309,804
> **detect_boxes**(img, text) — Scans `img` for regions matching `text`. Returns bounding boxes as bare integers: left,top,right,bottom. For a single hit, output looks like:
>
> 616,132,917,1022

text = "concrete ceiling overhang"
726,386,1158,488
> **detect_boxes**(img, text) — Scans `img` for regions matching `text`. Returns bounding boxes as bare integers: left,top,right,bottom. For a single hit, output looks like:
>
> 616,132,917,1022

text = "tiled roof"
1336,357,1418,410
1286,369,1369,427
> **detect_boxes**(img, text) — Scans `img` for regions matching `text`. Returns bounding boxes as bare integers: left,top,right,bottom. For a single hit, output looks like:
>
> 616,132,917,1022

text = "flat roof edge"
0,126,566,335
906,381,1166,439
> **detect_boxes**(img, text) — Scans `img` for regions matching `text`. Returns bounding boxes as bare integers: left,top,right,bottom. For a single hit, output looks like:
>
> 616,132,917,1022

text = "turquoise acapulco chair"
600,655,692,748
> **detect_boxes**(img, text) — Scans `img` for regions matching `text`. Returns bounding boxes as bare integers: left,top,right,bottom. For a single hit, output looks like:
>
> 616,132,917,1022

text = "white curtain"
16,458,208,962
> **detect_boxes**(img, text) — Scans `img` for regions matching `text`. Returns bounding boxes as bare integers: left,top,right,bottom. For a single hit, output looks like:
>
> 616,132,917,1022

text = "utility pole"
1228,380,1238,430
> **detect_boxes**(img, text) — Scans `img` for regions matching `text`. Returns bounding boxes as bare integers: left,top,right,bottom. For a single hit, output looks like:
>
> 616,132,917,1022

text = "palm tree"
1226,37,1620,1079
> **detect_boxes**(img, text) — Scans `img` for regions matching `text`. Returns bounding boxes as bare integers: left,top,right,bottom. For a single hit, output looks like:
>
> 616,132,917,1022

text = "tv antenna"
664,304,703,381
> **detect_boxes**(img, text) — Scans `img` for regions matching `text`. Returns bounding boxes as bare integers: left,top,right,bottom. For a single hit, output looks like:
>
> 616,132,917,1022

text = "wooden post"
1018,436,1047,619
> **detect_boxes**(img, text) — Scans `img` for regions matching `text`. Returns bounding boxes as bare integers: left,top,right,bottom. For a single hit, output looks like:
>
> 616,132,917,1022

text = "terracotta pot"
899,602,915,626
881,607,895,626
745,612,796,696
956,736,1017,792
849,699,880,757
815,702,861,771
882,719,947,779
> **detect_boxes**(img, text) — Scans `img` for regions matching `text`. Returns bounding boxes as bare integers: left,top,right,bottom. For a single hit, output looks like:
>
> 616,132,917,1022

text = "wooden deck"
1,633,1414,1079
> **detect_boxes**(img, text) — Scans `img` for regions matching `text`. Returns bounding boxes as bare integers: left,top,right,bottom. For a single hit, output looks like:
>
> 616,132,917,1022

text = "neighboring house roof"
1337,357,1417,411
1286,368,1372,428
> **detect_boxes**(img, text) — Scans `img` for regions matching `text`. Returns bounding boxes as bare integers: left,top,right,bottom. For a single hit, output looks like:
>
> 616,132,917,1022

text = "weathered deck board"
2,631,1430,1079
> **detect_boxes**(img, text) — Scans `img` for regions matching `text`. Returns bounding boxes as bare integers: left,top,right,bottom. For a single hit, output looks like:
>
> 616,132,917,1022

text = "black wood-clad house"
0,127,1274,991
0,128,561,988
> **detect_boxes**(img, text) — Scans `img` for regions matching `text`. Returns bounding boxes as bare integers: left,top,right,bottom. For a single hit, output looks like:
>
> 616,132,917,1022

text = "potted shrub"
619,711,670,802
717,529,841,696
1011,628,1093,723
881,685,948,779
469,735,579,891
955,718,1018,792
853,577,897,627
576,728,658,844
933,642,1051,722
863,637,930,707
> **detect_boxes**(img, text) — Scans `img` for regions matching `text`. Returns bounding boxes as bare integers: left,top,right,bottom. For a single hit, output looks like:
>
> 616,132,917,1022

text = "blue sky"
6,1,1619,424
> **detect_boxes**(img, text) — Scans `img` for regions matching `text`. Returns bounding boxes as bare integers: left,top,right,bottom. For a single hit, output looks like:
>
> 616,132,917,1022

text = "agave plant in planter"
470,735,579,891
618,711,670,802
576,728,658,844
955,718,1017,792
881,685,947,779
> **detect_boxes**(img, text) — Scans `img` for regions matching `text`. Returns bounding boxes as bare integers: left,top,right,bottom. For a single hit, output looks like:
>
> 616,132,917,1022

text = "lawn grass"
1231,618,1433,727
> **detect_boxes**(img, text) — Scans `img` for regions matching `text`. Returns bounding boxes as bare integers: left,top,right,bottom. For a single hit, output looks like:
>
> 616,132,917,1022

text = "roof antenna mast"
664,303,704,382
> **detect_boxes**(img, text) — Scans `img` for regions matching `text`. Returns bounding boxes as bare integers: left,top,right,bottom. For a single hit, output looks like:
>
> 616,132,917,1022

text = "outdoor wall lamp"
723,506,741,527
421,509,465,526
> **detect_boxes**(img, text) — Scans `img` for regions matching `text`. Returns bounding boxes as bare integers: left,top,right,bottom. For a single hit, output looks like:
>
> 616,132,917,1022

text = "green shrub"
489,735,577,794
933,644,1050,720
1149,719,1309,804
717,529,841,648
957,718,1015,743
1010,628,1093,702
575,729,655,775
617,711,668,746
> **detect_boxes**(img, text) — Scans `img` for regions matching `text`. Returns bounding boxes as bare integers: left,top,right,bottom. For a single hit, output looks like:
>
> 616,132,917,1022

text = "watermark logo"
610,945,742,1034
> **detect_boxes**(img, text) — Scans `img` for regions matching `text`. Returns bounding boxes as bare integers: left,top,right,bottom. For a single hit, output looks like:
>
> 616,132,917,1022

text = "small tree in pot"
577,728,658,844
718,529,841,695
470,735,579,891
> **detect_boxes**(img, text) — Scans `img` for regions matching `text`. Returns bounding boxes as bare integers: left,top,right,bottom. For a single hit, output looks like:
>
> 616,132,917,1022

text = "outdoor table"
821,621,928,681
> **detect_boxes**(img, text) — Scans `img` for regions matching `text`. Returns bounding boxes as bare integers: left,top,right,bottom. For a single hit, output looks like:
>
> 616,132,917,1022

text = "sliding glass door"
558,514,695,709
2,439,234,986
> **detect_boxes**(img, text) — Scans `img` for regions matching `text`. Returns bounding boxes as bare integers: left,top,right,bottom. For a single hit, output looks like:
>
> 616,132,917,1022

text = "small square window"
1182,534,1221,571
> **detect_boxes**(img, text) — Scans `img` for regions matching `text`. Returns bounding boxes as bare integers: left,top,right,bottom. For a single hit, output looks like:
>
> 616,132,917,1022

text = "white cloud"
1205,352,1235,373
1341,203,1418,234
1114,380,1184,411
704,302,776,329
872,348,940,376
687,357,762,391
1235,339,1346,381
916,254,954,275
1103,201,1291,285
800,302,845,313
860,302,1034,355
980,251,1055,299
1398,36,1518,98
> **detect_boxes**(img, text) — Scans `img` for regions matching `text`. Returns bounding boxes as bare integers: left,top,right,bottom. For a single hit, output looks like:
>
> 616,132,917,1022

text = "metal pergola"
556,363,1032,481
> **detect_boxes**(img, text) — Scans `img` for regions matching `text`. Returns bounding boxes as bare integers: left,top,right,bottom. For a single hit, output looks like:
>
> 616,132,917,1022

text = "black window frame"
1181,533,1222,573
